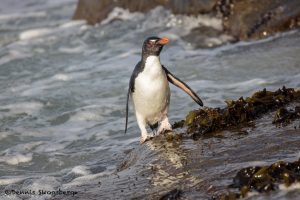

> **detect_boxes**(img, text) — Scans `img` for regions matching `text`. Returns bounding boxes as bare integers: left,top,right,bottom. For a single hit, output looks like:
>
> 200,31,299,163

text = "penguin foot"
157,117,172,135
140,135,153,144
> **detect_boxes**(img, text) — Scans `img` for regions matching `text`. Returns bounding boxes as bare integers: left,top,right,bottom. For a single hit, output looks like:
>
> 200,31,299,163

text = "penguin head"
142,36,169,57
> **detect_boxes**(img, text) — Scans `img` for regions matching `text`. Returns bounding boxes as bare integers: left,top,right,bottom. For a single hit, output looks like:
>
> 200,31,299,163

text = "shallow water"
0,0,300,199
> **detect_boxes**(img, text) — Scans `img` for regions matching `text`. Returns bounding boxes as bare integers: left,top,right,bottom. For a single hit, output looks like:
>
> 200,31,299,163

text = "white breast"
132,56,170,124
143,56,162,75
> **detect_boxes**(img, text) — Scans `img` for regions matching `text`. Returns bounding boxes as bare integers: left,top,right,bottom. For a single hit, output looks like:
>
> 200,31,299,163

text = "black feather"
162,66,203,107
125,61,145,134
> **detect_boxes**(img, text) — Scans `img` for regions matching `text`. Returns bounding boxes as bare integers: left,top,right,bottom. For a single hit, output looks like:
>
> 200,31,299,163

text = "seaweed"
272,106,300,126
159,189,182,200
214,159,300,200
174,87,300,139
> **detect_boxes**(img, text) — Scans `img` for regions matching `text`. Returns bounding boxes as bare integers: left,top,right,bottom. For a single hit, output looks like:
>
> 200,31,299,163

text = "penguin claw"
140,135,153,144
162,129,173,134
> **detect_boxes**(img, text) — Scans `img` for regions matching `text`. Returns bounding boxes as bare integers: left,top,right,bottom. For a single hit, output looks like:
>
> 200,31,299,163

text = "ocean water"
0,0,300,199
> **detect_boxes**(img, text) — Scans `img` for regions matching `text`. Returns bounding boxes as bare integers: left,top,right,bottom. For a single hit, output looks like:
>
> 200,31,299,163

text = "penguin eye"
148,40,156,44
146,41,155,47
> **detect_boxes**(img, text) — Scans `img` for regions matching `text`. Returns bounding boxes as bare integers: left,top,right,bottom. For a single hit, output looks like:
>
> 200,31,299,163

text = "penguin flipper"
163,66,203,107
125,87,130,134
125,61,143,134
125,74,133,134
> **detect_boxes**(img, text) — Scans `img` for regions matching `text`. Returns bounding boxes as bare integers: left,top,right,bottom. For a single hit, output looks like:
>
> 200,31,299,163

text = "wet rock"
72,0,114,25
73,0,300,43
218,159,300,199
215,192,240,200
159,188,181,200
222,0,300,40
73,0,219,25
272,106,300,126
57,87,300,200
182,26,235,48
231,166,261,188
174,87,300,139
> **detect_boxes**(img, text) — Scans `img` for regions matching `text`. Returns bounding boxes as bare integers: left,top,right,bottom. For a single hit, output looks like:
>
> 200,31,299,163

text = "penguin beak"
157,37,169,45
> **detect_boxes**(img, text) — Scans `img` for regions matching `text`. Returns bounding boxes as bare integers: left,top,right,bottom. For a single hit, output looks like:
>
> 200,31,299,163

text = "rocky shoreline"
216,159,300,200
58,87,300,200
73,0,300,46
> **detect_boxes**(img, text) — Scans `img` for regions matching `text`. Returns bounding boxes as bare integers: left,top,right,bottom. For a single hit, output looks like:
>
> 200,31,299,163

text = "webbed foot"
140,135,153,144
157,117,172,135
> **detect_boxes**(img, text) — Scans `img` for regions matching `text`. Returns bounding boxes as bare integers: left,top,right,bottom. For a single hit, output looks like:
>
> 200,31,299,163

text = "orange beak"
157,37,169,45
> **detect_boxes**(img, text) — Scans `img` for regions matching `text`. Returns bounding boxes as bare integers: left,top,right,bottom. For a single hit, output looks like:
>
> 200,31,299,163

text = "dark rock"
223,0,300,40
73,0,116,25
56,87,300,200
232,166,261,188
182,26,235,48
159,189,181,200
73,0,219,25
218,159,300,199
73,0,300,43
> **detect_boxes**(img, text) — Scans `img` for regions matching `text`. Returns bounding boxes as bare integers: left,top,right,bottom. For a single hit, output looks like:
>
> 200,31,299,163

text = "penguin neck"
142,55,162,76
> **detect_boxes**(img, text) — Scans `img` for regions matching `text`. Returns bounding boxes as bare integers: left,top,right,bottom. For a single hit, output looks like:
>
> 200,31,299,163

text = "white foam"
0,11,46,20
2,102,43,115
71,165,91,175
70,111,102,122
0,49,33,65
24,176,61,192
52,74,70,81
0,177,24,185
0,153,33,165
128,7,224,37
58,46,85,54
36,142,68,153
19,28,52,40
63,171,111,187
14,142,44,152
70,106,103,122
204,34,233,47
59,20,86,28
19,20,86,41
279,182,300,191
167,13,222,31
101,7,143,25
0,132,10,140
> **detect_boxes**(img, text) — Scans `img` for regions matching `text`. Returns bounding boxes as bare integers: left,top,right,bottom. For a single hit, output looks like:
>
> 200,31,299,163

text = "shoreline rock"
215,159,300,200
222,0,300,40
72,0,219,25
57,87,300,200
72,0,300,45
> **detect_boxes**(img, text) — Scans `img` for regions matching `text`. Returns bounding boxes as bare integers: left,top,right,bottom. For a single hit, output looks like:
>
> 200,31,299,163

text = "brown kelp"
173,87,300,139
272,106,300,126
214,159,300,200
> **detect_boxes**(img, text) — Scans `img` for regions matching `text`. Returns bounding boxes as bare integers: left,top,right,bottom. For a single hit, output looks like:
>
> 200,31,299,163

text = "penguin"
125,36,203,143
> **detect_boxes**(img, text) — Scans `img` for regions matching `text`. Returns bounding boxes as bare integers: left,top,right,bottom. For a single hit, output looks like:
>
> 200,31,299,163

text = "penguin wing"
163,66,203,107
125,85,131,134
125,61,143,134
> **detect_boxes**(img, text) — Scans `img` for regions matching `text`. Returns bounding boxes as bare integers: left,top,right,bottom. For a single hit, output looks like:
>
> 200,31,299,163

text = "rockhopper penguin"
125,36,203,143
